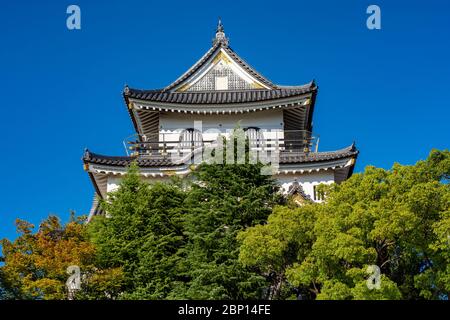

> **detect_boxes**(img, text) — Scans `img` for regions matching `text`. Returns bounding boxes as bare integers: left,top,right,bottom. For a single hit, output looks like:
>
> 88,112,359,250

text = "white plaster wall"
107,170,336,203
106,176,121,193
276,171,335,202
106,175,171,193
159,109,284,133
158,110,285,155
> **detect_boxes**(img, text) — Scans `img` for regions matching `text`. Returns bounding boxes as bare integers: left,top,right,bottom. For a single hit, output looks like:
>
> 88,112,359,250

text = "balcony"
123,130,319,158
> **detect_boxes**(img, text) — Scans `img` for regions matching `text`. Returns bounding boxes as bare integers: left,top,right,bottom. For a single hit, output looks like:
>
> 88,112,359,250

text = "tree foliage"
0,214,123,299
1,149,448,300
88,163,187,299
88,156,281,299
238,149,450,300
174,160,281,299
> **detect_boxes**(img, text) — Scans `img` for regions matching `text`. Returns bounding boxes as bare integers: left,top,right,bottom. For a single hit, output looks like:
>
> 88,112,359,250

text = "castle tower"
83,20,358,219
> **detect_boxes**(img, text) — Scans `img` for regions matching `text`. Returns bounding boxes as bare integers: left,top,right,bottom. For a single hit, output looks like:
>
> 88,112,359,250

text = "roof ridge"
315,143,359,155
123,85,315,105
222,46,275,89
277,80,317,90
83,150,133,161
163,39,278,92
127,87,311,94
163,44,221,92
84,145,358,168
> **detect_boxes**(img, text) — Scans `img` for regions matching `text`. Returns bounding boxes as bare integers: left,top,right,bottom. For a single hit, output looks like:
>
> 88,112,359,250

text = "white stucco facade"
104,167,336,202
277,171,335,202
159,109,283,132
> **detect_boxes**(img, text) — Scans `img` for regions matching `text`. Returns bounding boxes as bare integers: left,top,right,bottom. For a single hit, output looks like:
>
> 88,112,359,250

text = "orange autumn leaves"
0,215,118,299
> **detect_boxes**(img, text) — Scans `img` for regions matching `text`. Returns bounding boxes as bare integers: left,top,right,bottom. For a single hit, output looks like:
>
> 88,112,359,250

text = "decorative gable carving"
175,49,268,92
185,59,256,91
288,180,312,206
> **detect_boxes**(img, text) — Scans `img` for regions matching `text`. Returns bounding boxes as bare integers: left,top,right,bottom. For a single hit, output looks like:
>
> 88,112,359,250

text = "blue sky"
0,0,449,242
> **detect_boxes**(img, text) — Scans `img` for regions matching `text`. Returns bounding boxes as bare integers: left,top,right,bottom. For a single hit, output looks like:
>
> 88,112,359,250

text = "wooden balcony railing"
123,130,319,157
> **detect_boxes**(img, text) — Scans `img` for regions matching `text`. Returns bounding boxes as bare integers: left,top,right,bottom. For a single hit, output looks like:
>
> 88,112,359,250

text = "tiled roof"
288,181,312,201
279,144,358,164
83,150,178,167
222,46,275,89
163,43,276,92
124,83,316,105
83,144,358,168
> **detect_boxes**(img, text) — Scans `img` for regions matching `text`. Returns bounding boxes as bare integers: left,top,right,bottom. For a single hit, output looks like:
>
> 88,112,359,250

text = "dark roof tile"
83,144,358,168
124,84,315,105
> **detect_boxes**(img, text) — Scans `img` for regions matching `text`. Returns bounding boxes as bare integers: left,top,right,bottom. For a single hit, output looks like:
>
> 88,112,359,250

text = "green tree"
239,149,450,300
88,163,187,299
175,158,282,299
238,204,317,299
89,129,283,300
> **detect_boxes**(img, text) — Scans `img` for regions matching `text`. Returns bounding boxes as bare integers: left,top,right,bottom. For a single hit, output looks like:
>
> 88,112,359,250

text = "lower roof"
83,144,358,199
83,144,358,168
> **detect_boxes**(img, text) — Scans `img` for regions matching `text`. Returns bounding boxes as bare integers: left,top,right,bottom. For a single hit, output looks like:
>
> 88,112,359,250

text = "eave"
83,144,358,197
124,85,317,136
164,43,277,92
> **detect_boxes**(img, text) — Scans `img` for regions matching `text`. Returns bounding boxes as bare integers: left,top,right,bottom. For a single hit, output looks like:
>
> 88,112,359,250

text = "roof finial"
123,84,130,95
213,17,229,46
217,17,224,33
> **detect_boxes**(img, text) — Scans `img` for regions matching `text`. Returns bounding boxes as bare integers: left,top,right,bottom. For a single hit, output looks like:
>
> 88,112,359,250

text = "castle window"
244,127,263,148
215,76,228,90
313,185,325,201
179,128,203,150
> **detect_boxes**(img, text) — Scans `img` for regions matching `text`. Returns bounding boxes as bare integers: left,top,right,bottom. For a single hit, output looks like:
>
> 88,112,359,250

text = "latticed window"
244,127,263,148
187,62,254,91
179,128,203,150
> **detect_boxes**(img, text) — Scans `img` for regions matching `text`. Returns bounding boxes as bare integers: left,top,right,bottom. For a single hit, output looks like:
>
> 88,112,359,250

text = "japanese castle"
83,20,358,219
